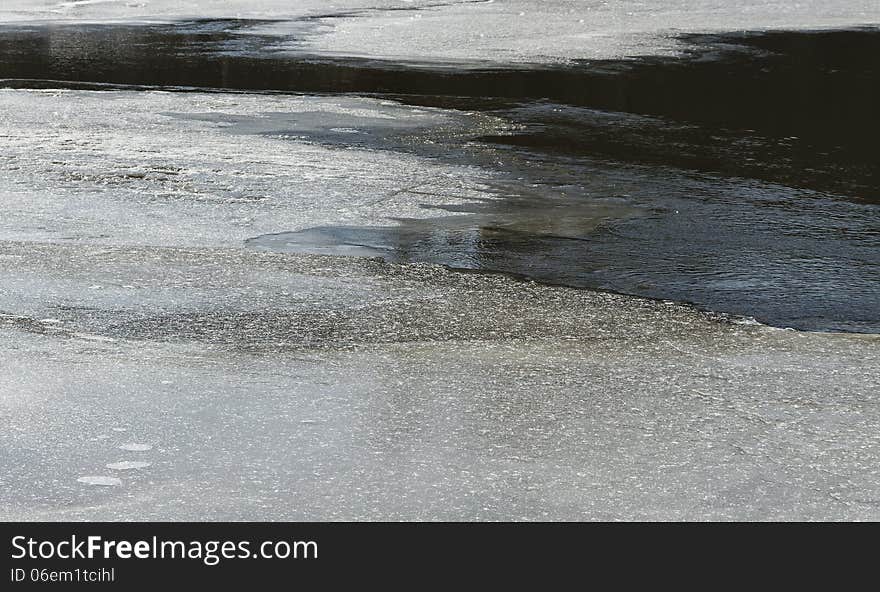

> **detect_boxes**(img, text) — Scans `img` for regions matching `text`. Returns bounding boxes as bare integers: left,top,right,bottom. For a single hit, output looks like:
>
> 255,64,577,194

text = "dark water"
1,20,878,332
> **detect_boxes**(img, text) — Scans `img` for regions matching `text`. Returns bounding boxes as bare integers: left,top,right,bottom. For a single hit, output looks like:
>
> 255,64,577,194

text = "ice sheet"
1,241,878,520
3,0,880,64
0,89,504,248
1,62,878,518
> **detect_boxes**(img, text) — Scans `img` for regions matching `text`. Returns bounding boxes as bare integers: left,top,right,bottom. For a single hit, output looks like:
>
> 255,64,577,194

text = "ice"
0,10,878,520
292,0,880,64
1,236,878,520
106,461,151,470
4,1,879,65
77,476,123,486
55,0,125,9
72,333,117,342
0,0,441,23
0,90,502,251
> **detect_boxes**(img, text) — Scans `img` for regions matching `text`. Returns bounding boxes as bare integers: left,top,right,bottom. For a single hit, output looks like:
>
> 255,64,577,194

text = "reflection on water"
2,20,879,332
248,192,640,270
248,178,880,333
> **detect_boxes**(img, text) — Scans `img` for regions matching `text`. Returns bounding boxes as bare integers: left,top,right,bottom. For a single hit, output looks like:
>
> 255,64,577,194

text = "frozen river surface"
0,89,876,521
2,0,880,63
0,4,879,520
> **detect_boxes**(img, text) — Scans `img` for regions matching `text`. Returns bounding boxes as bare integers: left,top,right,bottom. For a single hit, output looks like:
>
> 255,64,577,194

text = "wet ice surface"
280,0,880,65
106,461,152,470
250,167,880,333
1,242,879,520
0,90,504,248
0,88,878,521
3,0,880,64
77,476,122,487
0,13,879,520
118,444,153,452
3,23,877,332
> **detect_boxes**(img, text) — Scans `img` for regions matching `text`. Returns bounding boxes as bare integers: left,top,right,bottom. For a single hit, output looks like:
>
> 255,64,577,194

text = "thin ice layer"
4,1,880,64
0,89,504,248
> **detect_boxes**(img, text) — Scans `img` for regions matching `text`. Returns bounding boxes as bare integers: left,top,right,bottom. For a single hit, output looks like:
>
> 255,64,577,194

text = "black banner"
0,522,873,587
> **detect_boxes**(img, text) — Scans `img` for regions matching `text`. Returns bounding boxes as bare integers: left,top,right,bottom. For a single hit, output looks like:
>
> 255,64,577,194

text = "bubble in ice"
78,476,122,486
119,443,153,451
111,427,127,432
106,461,151,470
